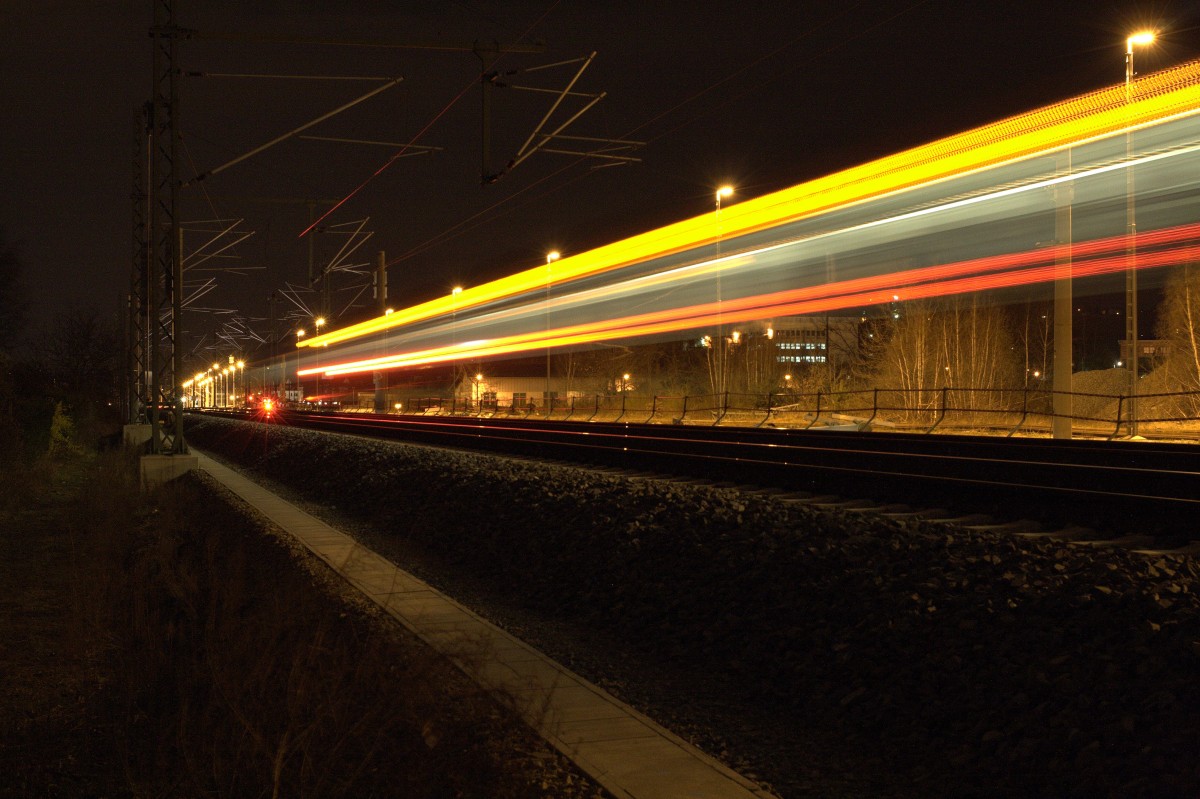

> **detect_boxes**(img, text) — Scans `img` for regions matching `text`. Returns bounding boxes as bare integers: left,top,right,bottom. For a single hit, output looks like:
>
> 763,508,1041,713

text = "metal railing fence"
381,385,1200,440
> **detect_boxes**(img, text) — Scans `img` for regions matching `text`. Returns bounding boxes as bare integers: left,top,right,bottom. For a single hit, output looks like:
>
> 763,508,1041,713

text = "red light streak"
307,223,1200,378
302,60,1200,351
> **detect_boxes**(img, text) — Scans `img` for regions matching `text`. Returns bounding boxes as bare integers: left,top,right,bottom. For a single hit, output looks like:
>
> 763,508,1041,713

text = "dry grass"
0,446,603,799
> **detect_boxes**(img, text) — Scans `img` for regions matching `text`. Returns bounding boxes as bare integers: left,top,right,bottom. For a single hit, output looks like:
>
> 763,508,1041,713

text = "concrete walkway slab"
194,451,777,799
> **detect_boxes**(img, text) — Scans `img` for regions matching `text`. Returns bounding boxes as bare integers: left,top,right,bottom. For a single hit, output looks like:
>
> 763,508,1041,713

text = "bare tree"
1018,301,1053,386
1154,263,1200,416
36,308,122,413
865,296,1022,418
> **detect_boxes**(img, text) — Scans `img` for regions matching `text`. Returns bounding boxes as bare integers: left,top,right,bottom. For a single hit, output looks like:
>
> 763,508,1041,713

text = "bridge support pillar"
139,453,198,490
123,423,152,449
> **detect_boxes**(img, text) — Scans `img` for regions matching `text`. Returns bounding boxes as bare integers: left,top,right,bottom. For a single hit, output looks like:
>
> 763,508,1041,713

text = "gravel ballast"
186,416,1200,798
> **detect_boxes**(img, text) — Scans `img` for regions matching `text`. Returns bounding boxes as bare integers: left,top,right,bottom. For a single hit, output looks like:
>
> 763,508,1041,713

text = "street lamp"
546,250,561,413
621,373,631,392
714,186,734,400
1125,29,1155,437
715,185,733,213
313,318,326,404
236,360,245,407
295,329,306,404
451,286,463,401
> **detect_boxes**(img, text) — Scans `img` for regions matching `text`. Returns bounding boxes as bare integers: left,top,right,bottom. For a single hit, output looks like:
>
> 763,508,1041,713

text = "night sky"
3,1,1198,352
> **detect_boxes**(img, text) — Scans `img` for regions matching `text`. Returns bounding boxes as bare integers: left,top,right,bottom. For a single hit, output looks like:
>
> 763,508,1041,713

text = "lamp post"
451,286,463,402
313,317,325,404
295,329,306,404
714,186,734,401
546,250,560,413
715,185,733,214
1125,30,1155,437
236,360,245,407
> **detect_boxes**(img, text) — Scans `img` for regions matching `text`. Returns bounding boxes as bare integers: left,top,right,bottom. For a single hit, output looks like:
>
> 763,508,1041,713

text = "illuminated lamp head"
1127,31,1156,51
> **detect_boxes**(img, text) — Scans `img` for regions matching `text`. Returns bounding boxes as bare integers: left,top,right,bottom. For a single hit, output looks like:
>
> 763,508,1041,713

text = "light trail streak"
287,58,1200,394
307,221,1200,378
299,59,1200,352
798,140,1200,249
304,129,1200,380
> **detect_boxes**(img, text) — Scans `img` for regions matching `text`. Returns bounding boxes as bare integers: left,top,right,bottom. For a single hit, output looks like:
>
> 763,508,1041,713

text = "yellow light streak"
309,220,1200,379
300,58,1200,353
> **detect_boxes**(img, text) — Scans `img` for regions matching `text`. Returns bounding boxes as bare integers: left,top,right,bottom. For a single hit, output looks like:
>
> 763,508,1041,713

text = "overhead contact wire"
302,0,561,239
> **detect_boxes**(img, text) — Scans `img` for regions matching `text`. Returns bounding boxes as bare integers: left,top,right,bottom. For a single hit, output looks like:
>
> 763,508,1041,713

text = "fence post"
586,394,600,422
757,391,772,427
1111,395,1125,440
680,394,688,423
646,394,657,424
714,391,729,426
615,390,627,423
863,388,879,429
927,386,949,433
1007,387,1029,437
805,390,822,429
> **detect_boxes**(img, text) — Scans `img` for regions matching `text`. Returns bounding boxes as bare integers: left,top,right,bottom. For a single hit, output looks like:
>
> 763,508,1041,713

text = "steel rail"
202,410,1198,536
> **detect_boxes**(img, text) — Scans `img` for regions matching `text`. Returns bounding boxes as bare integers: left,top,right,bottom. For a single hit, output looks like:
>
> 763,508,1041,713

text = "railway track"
185,411,1200,796
199,409,1199,548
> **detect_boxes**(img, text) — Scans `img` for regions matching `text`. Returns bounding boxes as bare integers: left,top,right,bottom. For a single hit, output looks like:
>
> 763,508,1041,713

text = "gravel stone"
187,416,1200,798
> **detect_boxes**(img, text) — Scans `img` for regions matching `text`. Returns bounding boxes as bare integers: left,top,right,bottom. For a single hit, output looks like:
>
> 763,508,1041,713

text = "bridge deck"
194,450,776,799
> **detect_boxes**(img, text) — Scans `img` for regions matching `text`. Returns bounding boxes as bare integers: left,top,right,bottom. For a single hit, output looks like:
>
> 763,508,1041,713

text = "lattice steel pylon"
143,0,187,454
128,109,151,427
